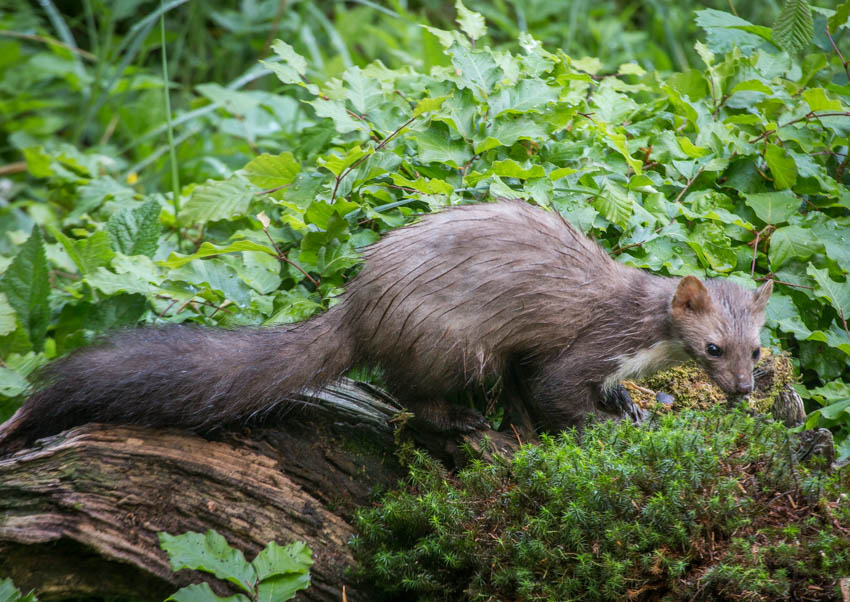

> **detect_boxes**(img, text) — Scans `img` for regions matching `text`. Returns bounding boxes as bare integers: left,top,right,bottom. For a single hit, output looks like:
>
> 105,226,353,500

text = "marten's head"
671,276,773,396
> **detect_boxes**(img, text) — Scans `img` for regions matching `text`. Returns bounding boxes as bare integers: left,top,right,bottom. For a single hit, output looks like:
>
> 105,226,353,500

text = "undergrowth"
351,407,850,601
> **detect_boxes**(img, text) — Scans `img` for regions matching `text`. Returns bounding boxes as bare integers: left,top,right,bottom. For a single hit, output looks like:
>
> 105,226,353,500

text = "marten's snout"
734,377,753,395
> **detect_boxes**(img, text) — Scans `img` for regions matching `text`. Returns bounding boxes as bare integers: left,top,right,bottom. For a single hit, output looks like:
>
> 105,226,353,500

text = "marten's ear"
672,276,712,316
752,279,773,313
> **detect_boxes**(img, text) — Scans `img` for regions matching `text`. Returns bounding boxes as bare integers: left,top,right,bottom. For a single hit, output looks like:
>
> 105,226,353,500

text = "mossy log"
0,380,521,601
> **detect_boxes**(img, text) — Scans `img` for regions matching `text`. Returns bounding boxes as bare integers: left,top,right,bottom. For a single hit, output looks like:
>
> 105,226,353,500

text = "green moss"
350,408,849,601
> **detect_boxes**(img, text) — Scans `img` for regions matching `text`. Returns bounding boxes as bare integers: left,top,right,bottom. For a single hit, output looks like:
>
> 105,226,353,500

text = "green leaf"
690,221,736,272
51,228,115,275
593,184,632,228
801,88,843,112
263,40,317,95
829,0,850,35
85,268,152,296
343,66,383,115
180,177,256,225
0,578,37,602
743,190,799,224
242,153,300,192
166,583,250,602
807,265,850,317
160,241,278,270
317,146,368,177
455,0,486,42
256,574,311,602
159,531,256,593
768,225,822,270
764,144,797,190
413,126,473,167
0,227,49,351
169,261,252,307
106,199,162,257
772,0,813,55
252,541,313,582
448,43,501,99
305,98,364,133
0,293,17,337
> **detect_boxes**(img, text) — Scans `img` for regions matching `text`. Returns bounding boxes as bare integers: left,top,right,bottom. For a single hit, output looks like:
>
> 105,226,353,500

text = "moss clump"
625,348,795,416
350,408,850,601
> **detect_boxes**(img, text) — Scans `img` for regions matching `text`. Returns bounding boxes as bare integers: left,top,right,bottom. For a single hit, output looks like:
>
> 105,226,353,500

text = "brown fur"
0,200,772,450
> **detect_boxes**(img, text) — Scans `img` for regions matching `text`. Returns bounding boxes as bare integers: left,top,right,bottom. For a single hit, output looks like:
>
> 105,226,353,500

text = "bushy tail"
0,306,354,452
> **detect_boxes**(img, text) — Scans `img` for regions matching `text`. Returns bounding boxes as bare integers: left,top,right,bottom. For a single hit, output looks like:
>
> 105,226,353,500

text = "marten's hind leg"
402,397,489,433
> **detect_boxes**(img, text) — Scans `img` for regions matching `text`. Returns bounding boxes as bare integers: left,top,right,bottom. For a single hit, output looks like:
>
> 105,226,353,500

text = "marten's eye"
752,348,761,361
706,343,722,357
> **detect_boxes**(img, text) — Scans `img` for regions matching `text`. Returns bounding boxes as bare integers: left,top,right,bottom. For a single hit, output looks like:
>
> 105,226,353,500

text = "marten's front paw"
601,384,648,424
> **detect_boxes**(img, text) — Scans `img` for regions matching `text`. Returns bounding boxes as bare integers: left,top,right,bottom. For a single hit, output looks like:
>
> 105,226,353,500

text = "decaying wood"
0,380,519,601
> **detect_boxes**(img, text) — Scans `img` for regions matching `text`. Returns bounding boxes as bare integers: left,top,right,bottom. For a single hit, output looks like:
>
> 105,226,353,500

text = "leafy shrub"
0,4,848,451
350,407,850,600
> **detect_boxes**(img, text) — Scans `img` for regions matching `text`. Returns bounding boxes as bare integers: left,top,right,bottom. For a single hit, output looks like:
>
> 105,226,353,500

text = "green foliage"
0,579,37,602
350,408,850,600
2,2,849,453
159,530,312,602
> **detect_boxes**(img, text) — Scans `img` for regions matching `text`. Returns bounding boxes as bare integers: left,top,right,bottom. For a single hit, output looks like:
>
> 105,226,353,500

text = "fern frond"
772,0,813,56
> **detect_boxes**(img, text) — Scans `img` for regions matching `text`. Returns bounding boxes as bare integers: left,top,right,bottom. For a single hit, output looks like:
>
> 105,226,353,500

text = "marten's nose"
735,377,753,395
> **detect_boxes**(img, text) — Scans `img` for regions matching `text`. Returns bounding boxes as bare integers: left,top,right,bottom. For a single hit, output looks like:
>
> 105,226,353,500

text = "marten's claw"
601,384,647,424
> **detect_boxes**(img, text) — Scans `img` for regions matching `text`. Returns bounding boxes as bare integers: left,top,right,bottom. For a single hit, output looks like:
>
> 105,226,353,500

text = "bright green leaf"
180,177,256,225
743,190,799,224
0,227,50,351
764,144,797,190
106,199,162,257
455,0,486,42
242,153,300,191
160,241,278,270
159,531,256,593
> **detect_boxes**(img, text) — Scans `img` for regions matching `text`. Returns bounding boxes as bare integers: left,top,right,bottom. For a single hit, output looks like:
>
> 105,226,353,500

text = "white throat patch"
602,340,690,391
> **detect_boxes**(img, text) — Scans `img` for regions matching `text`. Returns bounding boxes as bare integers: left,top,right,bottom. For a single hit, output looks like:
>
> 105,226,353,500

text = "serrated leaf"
343,66,383,115
689,221,736,272
159,531,256,593
768,225,822,269
0,227,49,351
85,267,152,296
269,40,306,79
242,153,300,191
51,228,114,275
764,144,797,190
170,261,252,307
160,241,278,269
772,0,813,55
413,126,472,167
448,43,501,99
106,199,162,257
743,190,799,224
807,265,850,317
180,177,256,225
0,366,30,398
455,0,486,42
305,98,363,133
0,293,16,337
594,184,632,228
317,145,368,177
166,583,250,602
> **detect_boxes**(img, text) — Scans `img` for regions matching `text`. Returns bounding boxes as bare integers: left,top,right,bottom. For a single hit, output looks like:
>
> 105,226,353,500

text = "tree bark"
0,380,519,601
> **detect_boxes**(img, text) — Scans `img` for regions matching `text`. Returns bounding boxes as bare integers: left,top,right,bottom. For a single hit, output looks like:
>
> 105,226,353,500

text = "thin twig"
825,23,850,84
839,308,850,342
674,165,705,203
749,111,850,144
331,115,418,202
756,276,813,291
261,225,320,289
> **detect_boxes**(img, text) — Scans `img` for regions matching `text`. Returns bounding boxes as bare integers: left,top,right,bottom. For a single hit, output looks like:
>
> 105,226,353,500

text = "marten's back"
344,201,629,389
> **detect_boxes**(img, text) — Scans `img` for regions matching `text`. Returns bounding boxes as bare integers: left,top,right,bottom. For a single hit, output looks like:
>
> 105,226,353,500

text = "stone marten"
0,200,772,451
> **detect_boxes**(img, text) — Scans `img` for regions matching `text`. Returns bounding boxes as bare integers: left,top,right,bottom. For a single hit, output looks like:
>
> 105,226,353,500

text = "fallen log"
0,380,426,601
